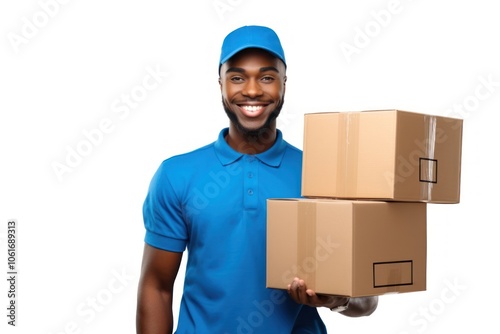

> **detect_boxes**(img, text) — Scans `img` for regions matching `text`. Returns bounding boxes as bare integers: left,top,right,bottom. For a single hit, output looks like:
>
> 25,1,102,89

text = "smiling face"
219,48,286,149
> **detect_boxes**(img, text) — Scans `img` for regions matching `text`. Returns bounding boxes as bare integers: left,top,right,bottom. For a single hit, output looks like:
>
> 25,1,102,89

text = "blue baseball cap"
219,25,286,71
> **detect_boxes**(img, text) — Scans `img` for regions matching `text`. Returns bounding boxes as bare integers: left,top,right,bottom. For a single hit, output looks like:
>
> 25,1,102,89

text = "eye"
261,75,275,83
230,76,245,83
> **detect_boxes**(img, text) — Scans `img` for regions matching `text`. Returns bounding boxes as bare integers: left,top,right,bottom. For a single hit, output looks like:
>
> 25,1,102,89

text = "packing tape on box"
297,201,317,285
420,115,437,201
336,112,360,196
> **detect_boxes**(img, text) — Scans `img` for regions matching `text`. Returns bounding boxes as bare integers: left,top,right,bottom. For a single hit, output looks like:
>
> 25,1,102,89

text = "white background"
1,0,499,333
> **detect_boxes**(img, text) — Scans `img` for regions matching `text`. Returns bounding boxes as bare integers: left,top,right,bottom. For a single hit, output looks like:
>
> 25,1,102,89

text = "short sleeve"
142,160,188,252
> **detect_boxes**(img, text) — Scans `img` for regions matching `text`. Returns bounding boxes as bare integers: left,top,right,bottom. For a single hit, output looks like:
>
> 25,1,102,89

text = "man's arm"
287,277,378,317
337,295,378,317
136,244,183,334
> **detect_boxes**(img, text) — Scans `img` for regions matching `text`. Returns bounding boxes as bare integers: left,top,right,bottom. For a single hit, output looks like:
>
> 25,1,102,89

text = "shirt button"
247,189,254,195
248,172,253,178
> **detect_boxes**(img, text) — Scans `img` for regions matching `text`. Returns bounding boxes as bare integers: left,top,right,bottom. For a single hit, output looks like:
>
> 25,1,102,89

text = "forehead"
220,48,284,73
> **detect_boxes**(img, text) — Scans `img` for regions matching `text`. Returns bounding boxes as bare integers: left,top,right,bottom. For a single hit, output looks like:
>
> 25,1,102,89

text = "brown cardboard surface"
266,198,427,297
302,110,463,203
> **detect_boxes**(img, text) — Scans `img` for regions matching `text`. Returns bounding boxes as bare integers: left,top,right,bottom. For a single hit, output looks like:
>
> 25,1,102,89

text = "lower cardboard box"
266,198,427,297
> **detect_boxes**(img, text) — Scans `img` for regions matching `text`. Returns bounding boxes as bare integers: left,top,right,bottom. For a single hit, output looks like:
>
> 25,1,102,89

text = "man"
136,25,378,334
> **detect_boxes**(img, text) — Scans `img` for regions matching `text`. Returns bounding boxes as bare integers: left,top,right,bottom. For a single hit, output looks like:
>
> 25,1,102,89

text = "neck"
226,124,277,154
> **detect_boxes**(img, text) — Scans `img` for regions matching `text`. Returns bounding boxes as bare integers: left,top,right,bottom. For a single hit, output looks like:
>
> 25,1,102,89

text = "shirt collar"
214,128,288,167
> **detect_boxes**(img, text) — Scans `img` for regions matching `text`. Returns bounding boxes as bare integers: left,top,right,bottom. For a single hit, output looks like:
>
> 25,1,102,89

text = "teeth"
242,105,263,112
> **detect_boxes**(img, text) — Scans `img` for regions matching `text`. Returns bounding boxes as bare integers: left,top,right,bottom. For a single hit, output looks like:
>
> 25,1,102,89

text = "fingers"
287,277,346,308
288,277,324,306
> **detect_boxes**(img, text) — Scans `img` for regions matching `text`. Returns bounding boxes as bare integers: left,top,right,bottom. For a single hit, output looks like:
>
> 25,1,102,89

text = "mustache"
233,99,270,103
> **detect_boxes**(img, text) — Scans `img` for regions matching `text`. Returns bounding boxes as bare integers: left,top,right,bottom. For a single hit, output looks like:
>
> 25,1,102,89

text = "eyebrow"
225,66,280,74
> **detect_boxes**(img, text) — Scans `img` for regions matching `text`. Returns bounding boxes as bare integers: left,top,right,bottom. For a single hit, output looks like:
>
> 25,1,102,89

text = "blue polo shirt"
143,128,327,334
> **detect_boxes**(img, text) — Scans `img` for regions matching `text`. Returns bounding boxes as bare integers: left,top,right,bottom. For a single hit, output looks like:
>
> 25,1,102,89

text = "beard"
222,97,284,139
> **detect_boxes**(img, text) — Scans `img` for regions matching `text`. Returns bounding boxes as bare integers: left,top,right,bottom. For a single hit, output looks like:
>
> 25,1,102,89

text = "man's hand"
287,277,378,317
287,277,348,308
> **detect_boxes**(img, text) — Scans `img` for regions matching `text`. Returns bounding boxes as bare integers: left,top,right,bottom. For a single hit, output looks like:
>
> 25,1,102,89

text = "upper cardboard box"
302,110,463,203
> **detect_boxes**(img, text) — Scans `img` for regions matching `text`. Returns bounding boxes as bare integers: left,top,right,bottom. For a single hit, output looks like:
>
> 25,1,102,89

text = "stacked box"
266,109,463,297
302,110,463,203
266,199,426,297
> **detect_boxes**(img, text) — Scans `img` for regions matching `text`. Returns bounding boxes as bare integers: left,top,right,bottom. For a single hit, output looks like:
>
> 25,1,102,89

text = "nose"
242,78,263,98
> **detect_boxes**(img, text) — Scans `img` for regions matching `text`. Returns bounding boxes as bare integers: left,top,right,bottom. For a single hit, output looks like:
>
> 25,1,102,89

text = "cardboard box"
302,110,463,203
266,198,426,297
